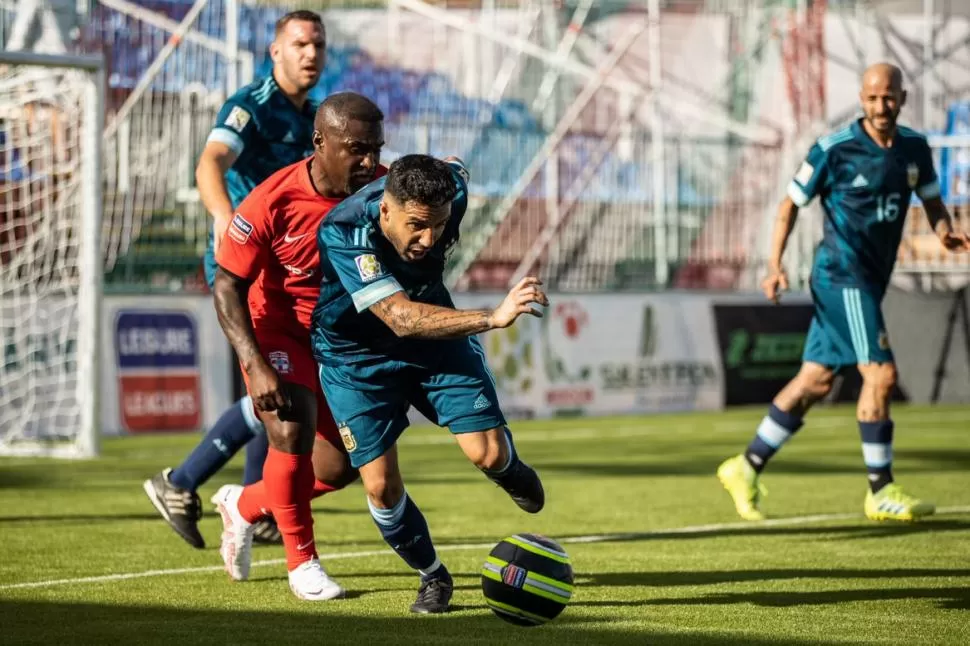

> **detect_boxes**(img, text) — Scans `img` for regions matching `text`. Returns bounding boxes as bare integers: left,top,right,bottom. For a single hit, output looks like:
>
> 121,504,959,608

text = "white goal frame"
0,51,104,458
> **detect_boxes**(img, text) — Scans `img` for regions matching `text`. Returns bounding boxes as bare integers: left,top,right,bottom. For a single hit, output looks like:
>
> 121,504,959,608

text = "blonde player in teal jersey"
718,63,970,522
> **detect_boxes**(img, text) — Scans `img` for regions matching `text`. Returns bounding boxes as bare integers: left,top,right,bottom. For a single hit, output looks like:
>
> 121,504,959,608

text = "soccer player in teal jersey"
143,10,328,548
718,63,970,522
311,155,548,613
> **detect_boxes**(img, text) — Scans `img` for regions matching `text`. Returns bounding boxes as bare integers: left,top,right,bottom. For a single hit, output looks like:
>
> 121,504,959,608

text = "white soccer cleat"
211,484,254,581
288,558,345,601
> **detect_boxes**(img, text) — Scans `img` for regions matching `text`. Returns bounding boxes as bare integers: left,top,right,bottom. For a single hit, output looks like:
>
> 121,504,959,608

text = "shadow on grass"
583,568,970,588
0,599,857,646
532,449,970,477
550,518,970,543
638,586,970,611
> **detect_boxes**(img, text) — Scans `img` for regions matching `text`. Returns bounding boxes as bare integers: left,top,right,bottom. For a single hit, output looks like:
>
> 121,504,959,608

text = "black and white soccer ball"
481,533,574,626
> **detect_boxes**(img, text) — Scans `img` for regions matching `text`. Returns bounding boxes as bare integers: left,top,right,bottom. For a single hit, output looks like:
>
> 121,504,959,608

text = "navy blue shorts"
802,282,893,367
318,337,507,468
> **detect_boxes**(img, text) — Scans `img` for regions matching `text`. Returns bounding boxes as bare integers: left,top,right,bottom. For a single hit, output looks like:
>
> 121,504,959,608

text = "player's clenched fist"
761,267,789,304
940,231,970,252
247,361,291,412
489,277,550,329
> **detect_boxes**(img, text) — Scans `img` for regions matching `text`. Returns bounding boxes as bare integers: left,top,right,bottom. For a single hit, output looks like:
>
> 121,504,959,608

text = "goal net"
0,52,103,458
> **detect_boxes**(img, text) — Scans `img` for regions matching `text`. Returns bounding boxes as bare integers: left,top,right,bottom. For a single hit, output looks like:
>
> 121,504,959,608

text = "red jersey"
216,158,385,339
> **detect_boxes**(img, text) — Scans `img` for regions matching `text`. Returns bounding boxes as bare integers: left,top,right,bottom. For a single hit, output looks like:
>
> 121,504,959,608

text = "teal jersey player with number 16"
718,62,970,523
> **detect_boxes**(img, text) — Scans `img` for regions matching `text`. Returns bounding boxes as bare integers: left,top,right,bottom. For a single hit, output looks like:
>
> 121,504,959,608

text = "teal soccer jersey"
789,119,942,366
202,74,318,287
788,119,941,290
310,161,506,468
311,162,469,368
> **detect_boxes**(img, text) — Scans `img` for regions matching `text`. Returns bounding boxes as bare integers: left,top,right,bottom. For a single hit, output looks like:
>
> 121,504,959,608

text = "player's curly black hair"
385,155,458,208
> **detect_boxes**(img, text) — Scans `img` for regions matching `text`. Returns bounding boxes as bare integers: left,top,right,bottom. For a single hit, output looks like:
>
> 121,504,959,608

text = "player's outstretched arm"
762,196,799,303
923,196,970,252
213,267,289,411
369,277,549,340
196,142,239,253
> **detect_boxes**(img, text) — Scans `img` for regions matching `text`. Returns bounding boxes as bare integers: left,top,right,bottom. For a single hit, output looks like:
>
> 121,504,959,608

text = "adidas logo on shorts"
473,394,490,411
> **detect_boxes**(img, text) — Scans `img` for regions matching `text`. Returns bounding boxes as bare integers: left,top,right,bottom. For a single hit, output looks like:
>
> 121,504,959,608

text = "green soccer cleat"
717,454,767,521
864,483,936,522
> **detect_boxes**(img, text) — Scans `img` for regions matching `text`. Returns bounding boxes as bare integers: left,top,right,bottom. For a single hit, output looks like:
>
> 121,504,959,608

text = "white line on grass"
3,505,969,592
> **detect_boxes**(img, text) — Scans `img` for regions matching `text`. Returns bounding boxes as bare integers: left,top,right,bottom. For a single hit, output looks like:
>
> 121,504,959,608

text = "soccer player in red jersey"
211,91,384,600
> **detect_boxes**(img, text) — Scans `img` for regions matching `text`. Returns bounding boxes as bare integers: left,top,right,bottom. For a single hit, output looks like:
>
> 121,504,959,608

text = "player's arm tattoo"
213,267,263,372
922,197,955,238
370,291,492,339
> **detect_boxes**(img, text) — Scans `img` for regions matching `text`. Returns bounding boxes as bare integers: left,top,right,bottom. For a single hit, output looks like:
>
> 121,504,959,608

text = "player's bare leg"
857,362,934,521
359,446,452,614
311,433,359,492
456,426,544,514
718,362,834,520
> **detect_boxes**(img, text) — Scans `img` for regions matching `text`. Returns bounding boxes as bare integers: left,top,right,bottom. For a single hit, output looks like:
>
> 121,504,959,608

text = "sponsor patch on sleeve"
354,253,383,283
794,161,814,186
227,213,254,244
224,106,251,133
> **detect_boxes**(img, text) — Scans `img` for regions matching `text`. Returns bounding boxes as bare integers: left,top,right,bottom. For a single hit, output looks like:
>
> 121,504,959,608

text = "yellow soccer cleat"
864,483,936,522
717,454,767,521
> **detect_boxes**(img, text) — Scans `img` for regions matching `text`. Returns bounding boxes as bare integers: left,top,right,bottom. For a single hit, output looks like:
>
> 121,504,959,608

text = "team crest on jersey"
267,351,291,375
338,424,357,452
878,330,891,351
794,161,814,186
355,254,383,282
224,106,251,133
227,213,254,244
907,163,919,189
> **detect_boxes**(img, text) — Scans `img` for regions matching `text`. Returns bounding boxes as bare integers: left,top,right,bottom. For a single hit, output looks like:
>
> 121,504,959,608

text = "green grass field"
2,404,969,645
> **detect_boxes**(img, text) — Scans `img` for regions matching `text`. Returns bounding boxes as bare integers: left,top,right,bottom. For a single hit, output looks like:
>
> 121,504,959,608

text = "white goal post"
0,51,104,458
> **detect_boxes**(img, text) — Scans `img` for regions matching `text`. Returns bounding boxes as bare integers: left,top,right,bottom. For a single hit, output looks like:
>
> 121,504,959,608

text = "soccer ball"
481,533,574,626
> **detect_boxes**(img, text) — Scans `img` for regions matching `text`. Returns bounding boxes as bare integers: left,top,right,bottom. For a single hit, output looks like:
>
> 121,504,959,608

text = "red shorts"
241,332,340,446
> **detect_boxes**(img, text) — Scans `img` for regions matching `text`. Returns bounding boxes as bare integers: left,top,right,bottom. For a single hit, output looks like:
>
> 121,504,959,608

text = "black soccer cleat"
410,573,453,614
142,468,205,549
487,460,545,514
251,517,283,545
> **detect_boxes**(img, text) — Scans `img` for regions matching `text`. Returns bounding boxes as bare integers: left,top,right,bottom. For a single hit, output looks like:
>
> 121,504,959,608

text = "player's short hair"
385,155,459,208
274,10,324,38
316,92,384,133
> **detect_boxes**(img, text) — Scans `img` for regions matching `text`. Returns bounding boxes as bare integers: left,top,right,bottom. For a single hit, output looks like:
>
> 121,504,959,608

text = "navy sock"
242,431,269,486
744,404,804,473
168,397,262,491
369,491,441,575
859,420,894,493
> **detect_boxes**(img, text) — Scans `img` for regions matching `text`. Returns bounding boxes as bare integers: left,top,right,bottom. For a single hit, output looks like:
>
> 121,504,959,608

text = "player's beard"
868,111,896,132
285,61,321,93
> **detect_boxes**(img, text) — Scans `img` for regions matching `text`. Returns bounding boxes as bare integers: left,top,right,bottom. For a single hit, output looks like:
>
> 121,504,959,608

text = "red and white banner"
102,296,233,435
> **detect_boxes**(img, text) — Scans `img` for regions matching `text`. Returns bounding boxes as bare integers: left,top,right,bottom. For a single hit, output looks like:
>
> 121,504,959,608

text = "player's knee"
798,364,835,400
463,427,507,471
862,362,898,397
363,472,405,509
314,460,358,490
266,423,306,452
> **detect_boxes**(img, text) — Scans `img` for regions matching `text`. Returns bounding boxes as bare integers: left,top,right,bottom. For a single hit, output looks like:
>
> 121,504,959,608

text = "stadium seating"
72,1,970,291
